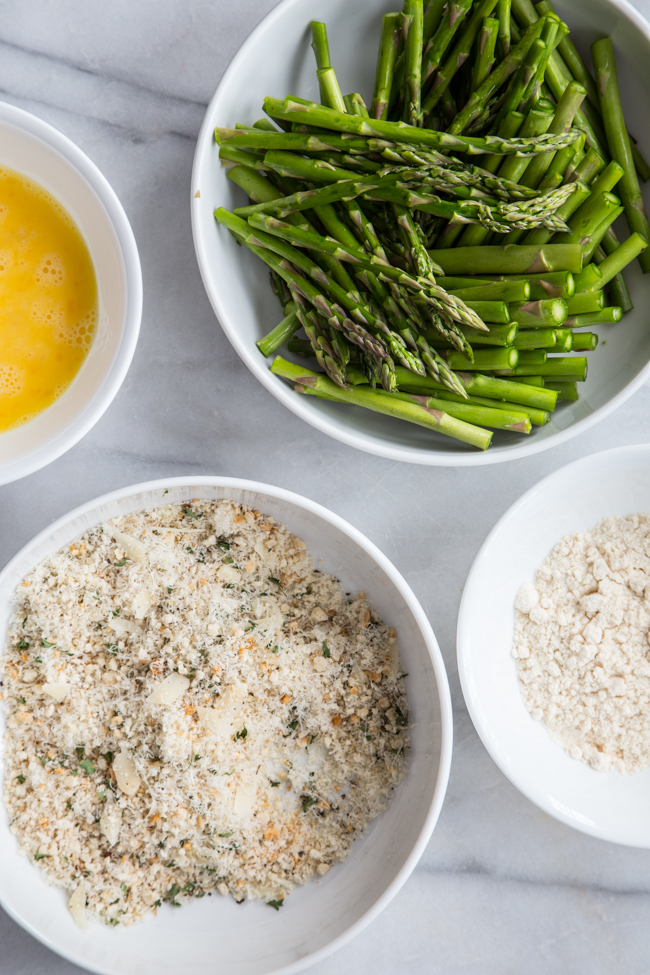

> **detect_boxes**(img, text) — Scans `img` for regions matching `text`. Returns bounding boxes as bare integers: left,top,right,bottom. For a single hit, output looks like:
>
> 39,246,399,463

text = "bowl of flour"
458,444,650,847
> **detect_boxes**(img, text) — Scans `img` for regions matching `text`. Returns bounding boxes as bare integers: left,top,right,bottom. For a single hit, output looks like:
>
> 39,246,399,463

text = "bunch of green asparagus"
214,0,649,451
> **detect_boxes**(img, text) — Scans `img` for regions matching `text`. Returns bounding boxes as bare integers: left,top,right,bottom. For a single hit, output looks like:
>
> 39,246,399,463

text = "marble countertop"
2,1,650,972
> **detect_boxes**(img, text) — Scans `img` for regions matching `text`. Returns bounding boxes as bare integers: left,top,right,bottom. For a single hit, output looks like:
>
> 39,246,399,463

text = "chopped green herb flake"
322,642,330,658
267,898,284,910
79,760,95,776
182,507,203,519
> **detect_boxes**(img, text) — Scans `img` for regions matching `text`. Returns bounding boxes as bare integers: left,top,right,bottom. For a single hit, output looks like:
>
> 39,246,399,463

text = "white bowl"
0,476,452,975
0,101,142,484
192,0,650,467
458,444,650,847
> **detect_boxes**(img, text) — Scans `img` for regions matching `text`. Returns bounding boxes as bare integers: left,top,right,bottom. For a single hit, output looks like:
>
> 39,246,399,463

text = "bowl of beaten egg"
0,102,142,483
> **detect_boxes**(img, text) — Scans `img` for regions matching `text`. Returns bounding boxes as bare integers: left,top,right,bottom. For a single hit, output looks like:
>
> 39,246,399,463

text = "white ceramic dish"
0,476,452,975
458,444,650,847
0,101,142,484
192,0,650,466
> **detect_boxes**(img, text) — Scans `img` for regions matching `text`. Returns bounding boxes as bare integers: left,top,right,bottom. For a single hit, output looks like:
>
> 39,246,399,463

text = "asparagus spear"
493,271,575,297
393,366,558,407
445,347,519,370
570,332,599,350
545,380,578,400
574,233,647,292
270,356,493,449
390,389,532,431
497,0,512,57
594,228,633,312
311,22,346,113
566,148,606,186
565,308,622,327
472,18,500,92
582,206,625,264
513,327,556,349
426,243,584,273
558,191,621,247
416,386,549,423
257,304,300,357
402,0,424,126
463,300,511,322
510,297,567,326
371,14,402,120
344,93,369,117
423,0,449,38
592,38,650,273
263,97,581,156
448,280,531,301
565,292,604,314
454,322,519,345
422,0,473,84
498,355,587,379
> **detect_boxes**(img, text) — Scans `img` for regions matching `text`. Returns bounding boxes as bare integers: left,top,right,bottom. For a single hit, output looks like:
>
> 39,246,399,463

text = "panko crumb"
2,500,409,926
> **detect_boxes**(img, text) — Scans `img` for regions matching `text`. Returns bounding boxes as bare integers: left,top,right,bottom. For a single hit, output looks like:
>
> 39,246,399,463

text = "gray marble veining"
2,2,650,972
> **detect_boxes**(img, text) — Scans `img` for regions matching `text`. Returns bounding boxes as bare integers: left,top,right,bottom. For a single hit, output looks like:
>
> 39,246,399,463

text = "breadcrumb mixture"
514,514,650,773
2,500,408,926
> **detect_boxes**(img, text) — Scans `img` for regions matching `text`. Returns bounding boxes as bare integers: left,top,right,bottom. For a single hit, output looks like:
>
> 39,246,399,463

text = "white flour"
513,514,650,774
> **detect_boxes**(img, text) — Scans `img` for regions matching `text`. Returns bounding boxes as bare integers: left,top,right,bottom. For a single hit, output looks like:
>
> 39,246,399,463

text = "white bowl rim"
456,442,650,841
0,100,142,484
0,474,453,975
191,0,650,468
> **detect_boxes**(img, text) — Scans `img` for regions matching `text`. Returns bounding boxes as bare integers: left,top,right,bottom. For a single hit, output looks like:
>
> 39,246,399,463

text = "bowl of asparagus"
192,0,650,464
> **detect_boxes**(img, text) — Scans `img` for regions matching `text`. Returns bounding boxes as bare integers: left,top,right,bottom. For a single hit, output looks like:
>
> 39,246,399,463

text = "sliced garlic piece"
68,882,88,929
99,798,122,847
146,673,190,706
197,681,247,738
111,529,147,563
42,683,69,702
387,642,400,679
234,778,256,817
108,617,142,638
217,564,241,584
113,748,141,797
132,589,154,620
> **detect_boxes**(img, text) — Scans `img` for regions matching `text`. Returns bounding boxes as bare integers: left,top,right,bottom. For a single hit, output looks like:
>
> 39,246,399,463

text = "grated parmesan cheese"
2,500,408,926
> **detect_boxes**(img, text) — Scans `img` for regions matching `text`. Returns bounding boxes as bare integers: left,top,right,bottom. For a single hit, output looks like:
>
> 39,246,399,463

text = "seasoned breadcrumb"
2,500,408,926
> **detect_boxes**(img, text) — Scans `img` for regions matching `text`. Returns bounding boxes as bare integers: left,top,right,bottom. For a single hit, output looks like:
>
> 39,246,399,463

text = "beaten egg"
0,166,97,432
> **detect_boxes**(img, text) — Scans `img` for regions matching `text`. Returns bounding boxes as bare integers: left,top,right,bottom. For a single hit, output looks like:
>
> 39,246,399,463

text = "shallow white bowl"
0,476,452,975
0,101,142,484
458,444,650,846
192,0,650,466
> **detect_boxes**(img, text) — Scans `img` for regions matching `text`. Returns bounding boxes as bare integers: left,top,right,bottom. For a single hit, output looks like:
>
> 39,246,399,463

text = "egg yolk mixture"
0,167,97,432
